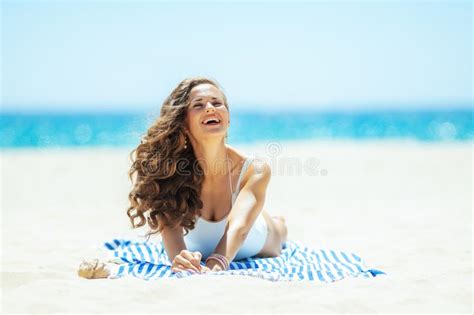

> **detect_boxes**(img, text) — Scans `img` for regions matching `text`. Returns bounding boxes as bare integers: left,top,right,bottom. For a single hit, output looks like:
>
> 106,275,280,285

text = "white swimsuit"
183,156,268,261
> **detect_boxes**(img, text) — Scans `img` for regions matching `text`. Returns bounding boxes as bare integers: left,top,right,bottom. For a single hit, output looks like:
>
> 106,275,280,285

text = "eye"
214,103,223,106
194,104,203,108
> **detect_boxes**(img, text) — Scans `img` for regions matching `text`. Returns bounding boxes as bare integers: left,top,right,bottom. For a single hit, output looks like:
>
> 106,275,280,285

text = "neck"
191,137,230,180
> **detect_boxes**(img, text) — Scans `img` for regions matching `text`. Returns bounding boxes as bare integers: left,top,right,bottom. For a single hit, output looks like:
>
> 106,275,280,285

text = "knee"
267,244,282,258
274,216,288,244
281,224,288,244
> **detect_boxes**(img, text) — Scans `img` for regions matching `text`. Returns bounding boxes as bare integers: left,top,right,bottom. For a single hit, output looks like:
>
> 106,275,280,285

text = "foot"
78,259,110,279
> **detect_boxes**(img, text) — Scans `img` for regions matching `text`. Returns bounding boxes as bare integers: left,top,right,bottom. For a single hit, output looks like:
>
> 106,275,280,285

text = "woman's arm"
162,224,204,272
161,224,187,262
209,161,271,267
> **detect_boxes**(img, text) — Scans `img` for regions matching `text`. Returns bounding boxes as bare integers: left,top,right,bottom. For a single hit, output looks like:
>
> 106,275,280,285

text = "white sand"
1,140,472,313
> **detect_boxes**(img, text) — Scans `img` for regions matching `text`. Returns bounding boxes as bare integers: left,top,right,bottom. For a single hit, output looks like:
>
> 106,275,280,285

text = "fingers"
180,251,202,271
201,266,211,273
171,264,192,273
173,253,200,272
173,256,199,272
192,252,203,269
172,264,212,274
171,250,205,274
193,251,202,261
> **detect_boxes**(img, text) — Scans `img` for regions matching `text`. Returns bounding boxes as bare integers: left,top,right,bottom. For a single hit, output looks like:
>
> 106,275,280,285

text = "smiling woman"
78,76,288,278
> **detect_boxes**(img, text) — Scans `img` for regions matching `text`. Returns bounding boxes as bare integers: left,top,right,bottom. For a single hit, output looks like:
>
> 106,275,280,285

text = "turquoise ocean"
1,108,472,148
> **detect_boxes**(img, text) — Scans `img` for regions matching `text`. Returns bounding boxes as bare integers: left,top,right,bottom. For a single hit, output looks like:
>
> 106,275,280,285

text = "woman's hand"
171,250,203,273
200,265,212,273
205,259,224,272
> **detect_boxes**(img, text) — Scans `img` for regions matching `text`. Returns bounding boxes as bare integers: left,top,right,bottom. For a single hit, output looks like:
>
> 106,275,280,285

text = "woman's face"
185,84,229,141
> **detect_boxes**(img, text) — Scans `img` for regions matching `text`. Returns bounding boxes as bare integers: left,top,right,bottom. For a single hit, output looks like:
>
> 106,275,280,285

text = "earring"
184,136,188,149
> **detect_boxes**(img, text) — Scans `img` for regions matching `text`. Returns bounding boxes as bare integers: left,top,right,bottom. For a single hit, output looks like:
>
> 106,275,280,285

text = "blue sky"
2,0,472,112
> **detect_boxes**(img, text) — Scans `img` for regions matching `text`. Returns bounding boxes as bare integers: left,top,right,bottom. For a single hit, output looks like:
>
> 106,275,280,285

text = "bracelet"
205,254,229,270
214,254,229,270
206,256,228,270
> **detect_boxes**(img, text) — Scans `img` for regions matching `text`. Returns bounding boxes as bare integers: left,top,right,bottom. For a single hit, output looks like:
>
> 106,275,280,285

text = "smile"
201,117,221,125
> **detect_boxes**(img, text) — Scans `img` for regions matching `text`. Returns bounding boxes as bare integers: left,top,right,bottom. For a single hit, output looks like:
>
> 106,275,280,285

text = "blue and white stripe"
103,239,386,282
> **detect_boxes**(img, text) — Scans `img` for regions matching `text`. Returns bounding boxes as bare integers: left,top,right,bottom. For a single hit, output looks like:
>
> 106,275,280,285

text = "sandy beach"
1,139,472,314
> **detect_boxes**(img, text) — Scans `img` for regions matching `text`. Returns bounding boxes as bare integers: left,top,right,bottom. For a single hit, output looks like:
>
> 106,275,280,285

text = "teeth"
203,118,220,124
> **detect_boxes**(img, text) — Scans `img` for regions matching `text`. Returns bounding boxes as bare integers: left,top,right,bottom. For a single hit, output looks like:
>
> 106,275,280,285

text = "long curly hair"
127,76,229,240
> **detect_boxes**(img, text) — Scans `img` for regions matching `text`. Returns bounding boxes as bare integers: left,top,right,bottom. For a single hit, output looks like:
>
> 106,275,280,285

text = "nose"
205,102,216,112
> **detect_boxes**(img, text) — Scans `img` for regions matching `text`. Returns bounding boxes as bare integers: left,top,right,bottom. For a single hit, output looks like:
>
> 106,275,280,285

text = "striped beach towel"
103,238,386,282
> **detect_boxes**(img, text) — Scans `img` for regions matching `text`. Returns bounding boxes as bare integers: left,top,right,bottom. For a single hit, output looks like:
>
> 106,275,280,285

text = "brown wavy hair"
127,76,229,240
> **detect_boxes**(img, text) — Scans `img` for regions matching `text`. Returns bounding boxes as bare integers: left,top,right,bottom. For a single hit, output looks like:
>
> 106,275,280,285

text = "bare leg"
272,215,288,244
256,210,288,258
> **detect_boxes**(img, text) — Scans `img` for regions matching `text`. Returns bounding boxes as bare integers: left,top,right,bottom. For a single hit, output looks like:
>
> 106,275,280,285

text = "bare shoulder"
225,145,267,167
225,145,248,171
249,157,271,176
225,145,271,190
240,156,271,189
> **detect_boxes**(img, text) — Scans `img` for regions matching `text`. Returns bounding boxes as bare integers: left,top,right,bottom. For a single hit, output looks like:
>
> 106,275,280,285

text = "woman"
79,77,288,278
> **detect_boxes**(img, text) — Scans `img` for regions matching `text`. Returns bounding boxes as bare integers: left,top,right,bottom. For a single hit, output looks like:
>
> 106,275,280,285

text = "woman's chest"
199,191,232,222
199,174,239,222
